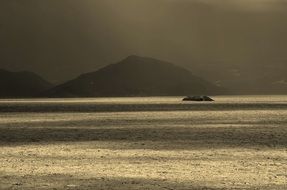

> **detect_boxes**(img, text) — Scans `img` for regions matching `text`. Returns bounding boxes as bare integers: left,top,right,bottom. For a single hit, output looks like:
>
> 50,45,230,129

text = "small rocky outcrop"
182,96,214,101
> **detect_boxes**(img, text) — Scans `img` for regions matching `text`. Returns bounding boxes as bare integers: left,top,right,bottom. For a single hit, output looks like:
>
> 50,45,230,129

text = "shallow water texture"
0,96,287,190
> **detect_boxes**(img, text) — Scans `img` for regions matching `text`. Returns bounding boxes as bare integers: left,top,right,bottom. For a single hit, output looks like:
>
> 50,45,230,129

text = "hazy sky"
0,0,286,93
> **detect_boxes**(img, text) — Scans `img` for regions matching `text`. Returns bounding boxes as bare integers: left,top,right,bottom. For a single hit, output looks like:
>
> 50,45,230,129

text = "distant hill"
43,55,226,97
0,69,52,98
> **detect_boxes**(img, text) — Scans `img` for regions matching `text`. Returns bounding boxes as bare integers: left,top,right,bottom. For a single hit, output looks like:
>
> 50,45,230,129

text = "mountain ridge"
42,55,226,97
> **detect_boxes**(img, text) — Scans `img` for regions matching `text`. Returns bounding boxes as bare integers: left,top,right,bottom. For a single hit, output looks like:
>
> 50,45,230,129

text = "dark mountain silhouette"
43,56,226,97
0,69,52,98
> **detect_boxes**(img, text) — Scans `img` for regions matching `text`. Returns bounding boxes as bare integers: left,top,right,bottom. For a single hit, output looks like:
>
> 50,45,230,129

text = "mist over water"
0,0,287,94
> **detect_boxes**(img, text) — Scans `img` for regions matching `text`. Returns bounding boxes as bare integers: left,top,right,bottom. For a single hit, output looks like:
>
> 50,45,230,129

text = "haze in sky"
0,0,286,93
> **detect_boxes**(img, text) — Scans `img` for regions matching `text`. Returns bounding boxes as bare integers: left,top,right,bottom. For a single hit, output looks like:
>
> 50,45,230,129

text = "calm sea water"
0,96,286,112
1,96,287,190
0,95,286,146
